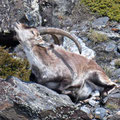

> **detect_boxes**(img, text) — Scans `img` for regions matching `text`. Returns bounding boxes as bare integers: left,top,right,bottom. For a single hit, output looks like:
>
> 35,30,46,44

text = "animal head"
14,22,44,46
14,22,82,54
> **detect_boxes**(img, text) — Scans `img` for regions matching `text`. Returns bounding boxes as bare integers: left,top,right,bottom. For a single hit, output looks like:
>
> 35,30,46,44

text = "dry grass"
88,30,109,43
106,103,119,110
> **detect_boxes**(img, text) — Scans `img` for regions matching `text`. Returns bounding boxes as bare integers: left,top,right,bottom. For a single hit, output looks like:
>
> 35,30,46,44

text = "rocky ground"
0,0,120,120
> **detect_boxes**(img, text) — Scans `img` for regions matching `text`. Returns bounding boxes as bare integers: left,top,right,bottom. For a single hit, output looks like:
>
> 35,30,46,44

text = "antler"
37,27,82,54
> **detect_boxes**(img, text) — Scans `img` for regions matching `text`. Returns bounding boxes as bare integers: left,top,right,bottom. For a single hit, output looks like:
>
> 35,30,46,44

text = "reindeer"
14,23,117,101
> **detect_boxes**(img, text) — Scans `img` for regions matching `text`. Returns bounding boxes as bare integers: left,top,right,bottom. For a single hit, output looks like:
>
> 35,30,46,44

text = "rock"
108,111,120,120
116,111,120,116
78,21,90,33
105,41,116,52
113,42,120,57
88,98,99,107
117,24,120,29
94,107,107,119
104,86,120,110
110,59,117,66
13,45,26,59
114,48,120,57
39,0,75,27
94,31,120,40
0,76,90,120
0,0,42,47
0,0,42,31
92,17,109,29
52,0,75,16
80,106,93,119
113,68,120,77
91,90,100,97
117,42,120,51
63,31,95,59
80,106,90,114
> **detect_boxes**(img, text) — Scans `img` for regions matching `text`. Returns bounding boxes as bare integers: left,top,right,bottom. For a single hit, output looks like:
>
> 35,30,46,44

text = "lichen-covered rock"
0,0,42,32
92,17,109,29
108,111,120,120
39,0,76,27
0,76,90,120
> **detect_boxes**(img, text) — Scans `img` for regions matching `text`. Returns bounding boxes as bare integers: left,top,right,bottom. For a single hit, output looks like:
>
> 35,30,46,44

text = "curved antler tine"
38,27,82,54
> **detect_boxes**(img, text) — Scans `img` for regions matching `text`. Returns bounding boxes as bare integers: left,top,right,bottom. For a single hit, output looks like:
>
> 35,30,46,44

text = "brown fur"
14,23,117,101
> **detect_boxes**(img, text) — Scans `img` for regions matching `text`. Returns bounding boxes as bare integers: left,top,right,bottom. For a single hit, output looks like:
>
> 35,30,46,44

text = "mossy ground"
81,0,120,22
0,47,31,81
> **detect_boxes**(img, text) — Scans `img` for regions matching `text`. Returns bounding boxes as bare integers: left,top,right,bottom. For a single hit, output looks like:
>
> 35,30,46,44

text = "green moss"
81,0,120,21
0,47,31,81
88,30,109,43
